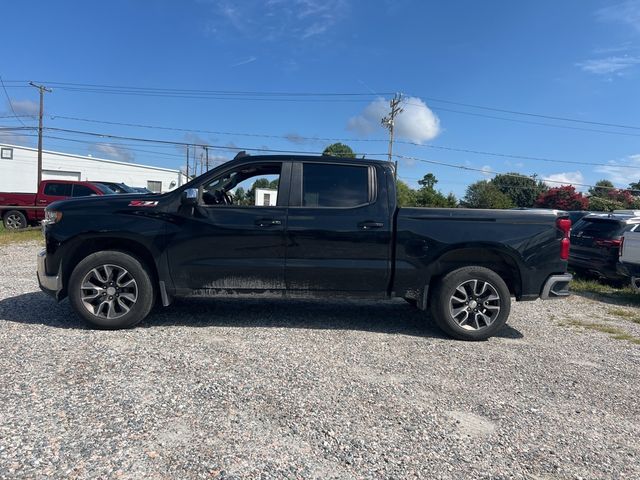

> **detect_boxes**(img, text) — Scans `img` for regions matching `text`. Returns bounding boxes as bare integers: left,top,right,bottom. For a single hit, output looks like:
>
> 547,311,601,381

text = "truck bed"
393,207,568,302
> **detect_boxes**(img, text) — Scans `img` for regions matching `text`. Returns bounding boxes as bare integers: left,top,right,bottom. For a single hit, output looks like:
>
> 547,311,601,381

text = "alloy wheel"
448,279,501,331
5,214,23,229
80,264,138,319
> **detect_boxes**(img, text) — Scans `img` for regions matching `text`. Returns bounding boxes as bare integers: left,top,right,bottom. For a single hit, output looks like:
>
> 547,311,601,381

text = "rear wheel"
430,266,511,341
632,277,640,292
3,210,27,229
68,251,155,329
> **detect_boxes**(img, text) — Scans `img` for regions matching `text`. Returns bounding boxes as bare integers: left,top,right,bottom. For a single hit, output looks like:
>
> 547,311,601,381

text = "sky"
1,0,640,198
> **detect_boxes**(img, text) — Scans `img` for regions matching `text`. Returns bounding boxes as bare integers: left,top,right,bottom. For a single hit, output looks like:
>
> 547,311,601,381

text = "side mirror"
181,188,198,206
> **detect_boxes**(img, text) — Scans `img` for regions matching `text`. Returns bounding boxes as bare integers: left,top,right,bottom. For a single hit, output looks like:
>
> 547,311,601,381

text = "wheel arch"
424,245,523,305
60,235,160,297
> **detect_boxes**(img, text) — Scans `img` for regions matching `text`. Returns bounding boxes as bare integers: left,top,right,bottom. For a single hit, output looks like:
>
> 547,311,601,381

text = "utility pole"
185,145,190,179
29,82,52,188
381,92,403,180
204,146,209,172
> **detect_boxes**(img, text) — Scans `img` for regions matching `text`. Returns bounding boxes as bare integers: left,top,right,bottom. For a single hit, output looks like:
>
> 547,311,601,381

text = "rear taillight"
594,238,622,248
557,218,571,260
560,238,570,259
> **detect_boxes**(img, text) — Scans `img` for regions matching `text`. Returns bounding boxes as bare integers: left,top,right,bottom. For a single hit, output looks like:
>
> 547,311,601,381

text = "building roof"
0,142,182,174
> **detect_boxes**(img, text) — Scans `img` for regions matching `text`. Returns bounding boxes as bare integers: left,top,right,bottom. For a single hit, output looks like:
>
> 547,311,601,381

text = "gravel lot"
1,242,639,479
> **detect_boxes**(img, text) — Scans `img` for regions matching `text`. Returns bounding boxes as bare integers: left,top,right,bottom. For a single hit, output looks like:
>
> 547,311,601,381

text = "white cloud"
347,96,441,144
596,0,640,33
595,154,640,186
544,171,584,187
2,99,39,117
91,143,135,163
0,129,32,146
231,56,257,67
9,99,39,116
205,0,347,41
576,55,640,75
481,165,492,177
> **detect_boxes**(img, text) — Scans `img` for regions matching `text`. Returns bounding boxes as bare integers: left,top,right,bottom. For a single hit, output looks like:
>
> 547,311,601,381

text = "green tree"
415,173,457,207
588,179,614,198
461,180,514,209
588,196,624,212
246,178,271,205
418,173,437,190
322,142,356,158
491,173,547,207
629,180,640,194
396,180,418,207
233,186,247,205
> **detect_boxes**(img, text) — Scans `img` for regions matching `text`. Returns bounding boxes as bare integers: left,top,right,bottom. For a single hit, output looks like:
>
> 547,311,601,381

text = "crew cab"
37,154,572,340
0,180,114,229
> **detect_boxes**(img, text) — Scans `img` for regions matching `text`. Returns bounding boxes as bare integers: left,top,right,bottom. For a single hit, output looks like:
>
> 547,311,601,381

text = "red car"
0,180,114,229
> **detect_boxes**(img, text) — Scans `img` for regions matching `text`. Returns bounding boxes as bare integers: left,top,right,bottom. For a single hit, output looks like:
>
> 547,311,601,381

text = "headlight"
43,210,63,225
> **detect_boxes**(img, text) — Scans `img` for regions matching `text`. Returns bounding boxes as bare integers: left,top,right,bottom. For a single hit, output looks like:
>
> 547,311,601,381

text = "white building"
0,143,187,193
255,188,278,206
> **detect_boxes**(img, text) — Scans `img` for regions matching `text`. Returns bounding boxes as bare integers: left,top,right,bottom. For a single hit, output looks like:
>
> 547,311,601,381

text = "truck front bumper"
540,273,572,299
37,250,62,300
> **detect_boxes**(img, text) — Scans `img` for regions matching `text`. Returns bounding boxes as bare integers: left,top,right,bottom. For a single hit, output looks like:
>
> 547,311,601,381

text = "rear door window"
302,163,370,208
72,185,96,197
575,220,626,239
43,182,72,197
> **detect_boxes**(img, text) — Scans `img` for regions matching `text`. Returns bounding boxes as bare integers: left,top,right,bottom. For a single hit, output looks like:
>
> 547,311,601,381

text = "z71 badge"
128,200,159,207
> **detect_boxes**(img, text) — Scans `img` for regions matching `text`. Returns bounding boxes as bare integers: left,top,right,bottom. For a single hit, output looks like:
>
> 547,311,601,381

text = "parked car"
569,213,640,282
0,180,115,229
37,154,572,340
568,210,590,225
94,181,137,194
512,208,589,226
618,225,640,291
131,186,153,194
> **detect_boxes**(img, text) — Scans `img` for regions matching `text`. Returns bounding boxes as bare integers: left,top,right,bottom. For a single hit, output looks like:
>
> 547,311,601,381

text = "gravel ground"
0,242,639,479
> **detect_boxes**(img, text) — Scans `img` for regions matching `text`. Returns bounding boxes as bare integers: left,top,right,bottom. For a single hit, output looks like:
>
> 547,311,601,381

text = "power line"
6,79,640,136
2,80,392,97
393,154,634,191
413,95,640,131
48,113,640,169
43,126,388,157
0,76,27,127
3,123,635,193
402,101,640,138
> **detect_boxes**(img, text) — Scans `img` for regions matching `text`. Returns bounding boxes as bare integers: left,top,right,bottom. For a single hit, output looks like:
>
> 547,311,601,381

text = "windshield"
93,183,118,195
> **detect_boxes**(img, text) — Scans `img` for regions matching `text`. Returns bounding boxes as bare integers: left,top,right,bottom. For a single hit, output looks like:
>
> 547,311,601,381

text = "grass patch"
0,223,43,247
570,278,640,306
607,308,640,324
560,319,640,345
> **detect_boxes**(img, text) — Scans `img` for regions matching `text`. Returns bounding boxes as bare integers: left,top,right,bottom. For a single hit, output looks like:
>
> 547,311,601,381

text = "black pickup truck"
37,154,572,340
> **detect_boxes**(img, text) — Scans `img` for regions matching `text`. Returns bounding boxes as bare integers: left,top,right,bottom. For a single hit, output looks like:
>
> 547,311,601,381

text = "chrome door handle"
358,221,384,230
255,218,282,227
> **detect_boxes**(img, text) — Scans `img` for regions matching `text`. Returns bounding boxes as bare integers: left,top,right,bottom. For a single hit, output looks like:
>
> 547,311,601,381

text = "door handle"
358,221,384,230
255,218,282,227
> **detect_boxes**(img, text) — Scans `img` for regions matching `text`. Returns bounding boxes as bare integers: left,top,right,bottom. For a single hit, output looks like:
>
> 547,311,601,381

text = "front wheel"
430,266,511,341
68,251,155,329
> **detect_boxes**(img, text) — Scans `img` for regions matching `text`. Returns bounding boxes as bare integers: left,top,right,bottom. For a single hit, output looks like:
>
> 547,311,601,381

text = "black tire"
3,210,27,230
68,250,155,329
429,266,511,341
